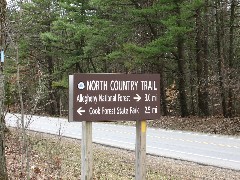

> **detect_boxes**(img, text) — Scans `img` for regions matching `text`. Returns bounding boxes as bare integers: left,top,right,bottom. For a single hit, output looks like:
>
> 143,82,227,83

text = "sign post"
69,74,160,180
135,120,146,180
81,121,93,180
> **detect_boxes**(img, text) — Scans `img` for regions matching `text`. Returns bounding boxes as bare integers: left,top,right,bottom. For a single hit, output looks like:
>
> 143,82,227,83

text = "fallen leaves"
148,116,240,136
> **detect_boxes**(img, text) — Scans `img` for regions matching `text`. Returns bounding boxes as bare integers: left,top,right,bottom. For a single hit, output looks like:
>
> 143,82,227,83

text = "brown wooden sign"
69,74,160,122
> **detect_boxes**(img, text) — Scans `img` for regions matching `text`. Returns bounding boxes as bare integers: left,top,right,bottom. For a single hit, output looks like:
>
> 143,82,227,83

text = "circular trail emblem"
78,82,85,90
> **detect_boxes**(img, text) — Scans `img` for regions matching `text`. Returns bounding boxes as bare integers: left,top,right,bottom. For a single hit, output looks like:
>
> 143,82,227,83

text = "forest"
1,0,240,117
0,0,240,179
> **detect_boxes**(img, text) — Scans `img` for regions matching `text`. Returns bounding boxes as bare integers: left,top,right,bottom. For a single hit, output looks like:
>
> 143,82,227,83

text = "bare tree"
0,0,8,179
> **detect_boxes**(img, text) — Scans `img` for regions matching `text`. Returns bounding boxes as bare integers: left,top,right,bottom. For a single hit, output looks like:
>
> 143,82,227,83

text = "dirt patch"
149,116,240,136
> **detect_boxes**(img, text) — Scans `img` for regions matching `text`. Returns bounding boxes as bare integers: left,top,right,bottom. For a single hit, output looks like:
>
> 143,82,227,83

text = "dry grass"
5,129,170,179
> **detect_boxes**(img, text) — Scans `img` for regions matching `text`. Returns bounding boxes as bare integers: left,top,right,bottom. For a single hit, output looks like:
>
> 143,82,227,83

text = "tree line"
2,0,240,118
0,0,239,178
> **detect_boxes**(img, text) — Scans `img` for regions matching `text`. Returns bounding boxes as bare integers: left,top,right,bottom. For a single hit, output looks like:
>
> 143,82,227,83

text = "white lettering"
117,94,130,101
87,80,108,91
110,81,138,91
102,107,115,115
117,107,129,114
129,107,139,114
89,107,101,115
76,94,98,104
141,81,157,91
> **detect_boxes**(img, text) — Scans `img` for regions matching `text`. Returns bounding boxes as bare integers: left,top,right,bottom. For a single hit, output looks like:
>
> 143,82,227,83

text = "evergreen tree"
5,0,240,117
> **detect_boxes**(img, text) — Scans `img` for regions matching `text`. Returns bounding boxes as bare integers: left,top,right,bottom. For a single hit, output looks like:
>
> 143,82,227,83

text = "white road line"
147,145,240,164
93,127,239,149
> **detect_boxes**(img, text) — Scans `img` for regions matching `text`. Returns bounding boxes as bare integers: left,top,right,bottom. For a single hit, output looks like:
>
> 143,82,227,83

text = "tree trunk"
176,37,189,117
158,60,168,116
227,0,236,117
215,0,227,117
202,0,210,116
47,53,58,115
195,2,210,116
0,0,8,179
0,74,8,180
174,4,189,117
45,15,59,115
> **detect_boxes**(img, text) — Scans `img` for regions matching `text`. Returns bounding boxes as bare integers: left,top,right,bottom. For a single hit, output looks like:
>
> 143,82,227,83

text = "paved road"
5,113,240,171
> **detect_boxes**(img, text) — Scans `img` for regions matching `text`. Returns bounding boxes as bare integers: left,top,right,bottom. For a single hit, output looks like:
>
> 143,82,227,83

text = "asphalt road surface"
5,113,240,171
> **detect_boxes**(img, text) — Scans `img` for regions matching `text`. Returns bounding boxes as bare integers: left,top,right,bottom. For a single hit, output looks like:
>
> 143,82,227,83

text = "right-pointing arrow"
133,94,141,102
77,107,85,115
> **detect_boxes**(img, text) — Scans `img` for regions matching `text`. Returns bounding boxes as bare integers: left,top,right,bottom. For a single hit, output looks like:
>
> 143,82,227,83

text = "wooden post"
81,121,93,180
135,120,146,180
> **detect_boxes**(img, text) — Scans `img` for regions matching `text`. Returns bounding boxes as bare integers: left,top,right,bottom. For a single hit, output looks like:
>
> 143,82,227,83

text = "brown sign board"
69,74,160,122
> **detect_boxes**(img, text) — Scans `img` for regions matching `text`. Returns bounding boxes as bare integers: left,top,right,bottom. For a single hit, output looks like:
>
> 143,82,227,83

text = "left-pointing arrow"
77,107,85,115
